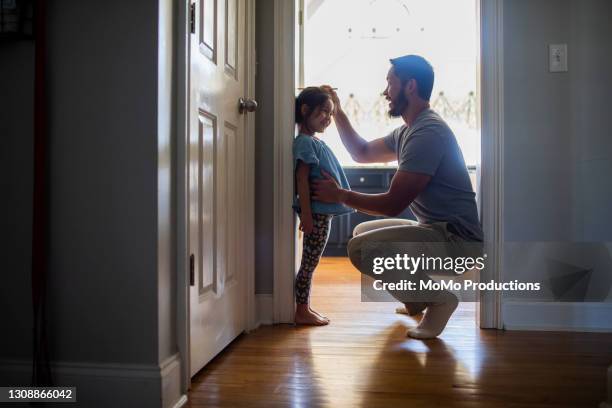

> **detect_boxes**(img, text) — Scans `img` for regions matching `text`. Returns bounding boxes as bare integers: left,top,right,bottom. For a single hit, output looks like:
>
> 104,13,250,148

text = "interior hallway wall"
503,0,574,243
569,0,612,242
254,0,275,294
0,42,35,362
0,1,180,406
43,0,160,365
502,0,612,326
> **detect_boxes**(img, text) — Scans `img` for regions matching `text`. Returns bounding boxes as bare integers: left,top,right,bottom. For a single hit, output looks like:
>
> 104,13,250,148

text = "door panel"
200,0,216,61
225,0,238,75
189,0,247,376
197,110,216,296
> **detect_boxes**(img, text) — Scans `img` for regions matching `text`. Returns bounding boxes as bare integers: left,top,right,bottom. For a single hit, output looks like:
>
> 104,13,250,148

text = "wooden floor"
187,257,612,408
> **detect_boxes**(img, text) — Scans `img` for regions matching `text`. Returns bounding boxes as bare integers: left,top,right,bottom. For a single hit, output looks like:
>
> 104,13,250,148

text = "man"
312,55,483,339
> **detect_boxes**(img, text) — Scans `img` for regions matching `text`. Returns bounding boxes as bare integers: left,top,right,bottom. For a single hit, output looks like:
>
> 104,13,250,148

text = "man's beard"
388,92,409,118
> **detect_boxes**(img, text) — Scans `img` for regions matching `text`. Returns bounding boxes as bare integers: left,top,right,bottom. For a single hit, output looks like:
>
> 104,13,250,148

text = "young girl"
293,86,353,326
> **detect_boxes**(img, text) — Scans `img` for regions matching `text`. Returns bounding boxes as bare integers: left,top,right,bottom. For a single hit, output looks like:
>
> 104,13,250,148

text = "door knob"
238,97,258,114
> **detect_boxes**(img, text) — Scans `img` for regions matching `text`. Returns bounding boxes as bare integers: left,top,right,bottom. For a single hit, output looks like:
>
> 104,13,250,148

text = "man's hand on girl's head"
320,85,341,115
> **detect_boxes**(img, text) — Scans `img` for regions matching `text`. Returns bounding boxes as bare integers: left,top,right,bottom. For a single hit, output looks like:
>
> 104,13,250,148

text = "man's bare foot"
295,305,329,326
309,307,330,323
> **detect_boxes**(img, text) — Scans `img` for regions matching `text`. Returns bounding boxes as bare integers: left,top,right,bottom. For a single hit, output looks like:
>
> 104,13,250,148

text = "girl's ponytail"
295,97,304,123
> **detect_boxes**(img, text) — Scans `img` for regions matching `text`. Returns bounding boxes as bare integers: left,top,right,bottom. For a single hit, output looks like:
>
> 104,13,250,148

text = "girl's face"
304,98,334,134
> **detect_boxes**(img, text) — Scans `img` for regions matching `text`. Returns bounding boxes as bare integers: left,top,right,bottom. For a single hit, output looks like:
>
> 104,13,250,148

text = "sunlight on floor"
307,257,481,405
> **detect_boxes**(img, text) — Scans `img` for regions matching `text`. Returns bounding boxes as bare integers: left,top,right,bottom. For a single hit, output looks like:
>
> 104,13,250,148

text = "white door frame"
272,0,298,323
478,0,504,329
272,0,504,328
176,0,258,393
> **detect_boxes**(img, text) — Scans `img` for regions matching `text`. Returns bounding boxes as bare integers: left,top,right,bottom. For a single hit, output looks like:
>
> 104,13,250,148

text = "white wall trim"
479,0,504,329
274,0,504,327
172,395,189,408
256,294,275,326
160,353,185,408
297,0,305,87
503,302,612,332
272,0,297,324
602,364,612,408
175,0,191,395
0,354,186,408
245,0,258,333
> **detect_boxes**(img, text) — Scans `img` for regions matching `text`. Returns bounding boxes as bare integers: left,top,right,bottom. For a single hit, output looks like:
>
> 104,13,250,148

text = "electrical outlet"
549,44,568,72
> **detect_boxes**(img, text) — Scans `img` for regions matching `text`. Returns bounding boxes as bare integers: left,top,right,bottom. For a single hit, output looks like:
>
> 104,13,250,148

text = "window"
301,0,480,168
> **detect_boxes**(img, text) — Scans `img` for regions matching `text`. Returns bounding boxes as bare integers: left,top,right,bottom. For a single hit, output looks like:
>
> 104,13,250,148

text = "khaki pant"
347,219,482,303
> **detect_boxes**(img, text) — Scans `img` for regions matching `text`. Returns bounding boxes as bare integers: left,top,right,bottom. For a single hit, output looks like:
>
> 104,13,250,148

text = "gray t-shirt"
383,108,483,241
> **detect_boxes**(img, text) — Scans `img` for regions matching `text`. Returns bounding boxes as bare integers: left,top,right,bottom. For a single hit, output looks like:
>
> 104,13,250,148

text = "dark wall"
254,0,275,294
0,1,164,366
0,41,35,360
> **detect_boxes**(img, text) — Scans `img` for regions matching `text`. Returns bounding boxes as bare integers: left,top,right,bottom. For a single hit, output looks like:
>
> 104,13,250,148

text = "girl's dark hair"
295,86,331,124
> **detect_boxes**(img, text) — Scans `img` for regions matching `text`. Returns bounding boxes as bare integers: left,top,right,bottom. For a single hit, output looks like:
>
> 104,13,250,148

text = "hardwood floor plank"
187,257,612,408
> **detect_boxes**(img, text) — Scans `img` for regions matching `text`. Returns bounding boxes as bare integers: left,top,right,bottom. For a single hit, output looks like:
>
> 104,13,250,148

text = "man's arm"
322,86,396,164
312,170,431,217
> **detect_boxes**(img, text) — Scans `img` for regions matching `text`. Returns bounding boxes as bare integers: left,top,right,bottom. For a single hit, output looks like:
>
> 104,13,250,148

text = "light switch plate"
549,44,568,72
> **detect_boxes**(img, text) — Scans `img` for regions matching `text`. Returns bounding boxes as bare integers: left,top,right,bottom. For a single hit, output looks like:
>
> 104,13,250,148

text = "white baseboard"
256,294,274,326
172,395,189,408
160,354,186,408
503,301,612,332
0,353,186,408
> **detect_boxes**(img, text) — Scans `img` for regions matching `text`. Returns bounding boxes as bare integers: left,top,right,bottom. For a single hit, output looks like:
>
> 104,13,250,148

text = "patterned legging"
295,213,332,304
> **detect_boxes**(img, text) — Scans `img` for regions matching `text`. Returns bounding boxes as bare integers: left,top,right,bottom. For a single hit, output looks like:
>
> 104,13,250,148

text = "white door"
188,0,252,376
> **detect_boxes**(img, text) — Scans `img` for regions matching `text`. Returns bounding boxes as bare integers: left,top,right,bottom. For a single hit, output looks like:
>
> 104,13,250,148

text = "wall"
503,0,612,244
502,0,612,330
569,0,612,241
0,1,180,406
0,42,35,361
254,0,275,294
503,0,573,242
42,0,161,365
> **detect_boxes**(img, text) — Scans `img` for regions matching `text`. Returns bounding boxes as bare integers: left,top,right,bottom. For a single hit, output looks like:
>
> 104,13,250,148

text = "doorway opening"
297,0,481,325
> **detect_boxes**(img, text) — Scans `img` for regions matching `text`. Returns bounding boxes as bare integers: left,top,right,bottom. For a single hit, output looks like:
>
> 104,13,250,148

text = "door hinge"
189,3,196,34
189,254,195,286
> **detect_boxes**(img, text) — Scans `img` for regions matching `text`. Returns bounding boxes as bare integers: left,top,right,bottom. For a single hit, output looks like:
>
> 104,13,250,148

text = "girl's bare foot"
309,307,330,323
295,305,329,326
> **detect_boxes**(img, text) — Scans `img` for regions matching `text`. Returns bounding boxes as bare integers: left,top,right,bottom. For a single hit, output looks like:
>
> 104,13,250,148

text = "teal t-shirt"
293,134,353,216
